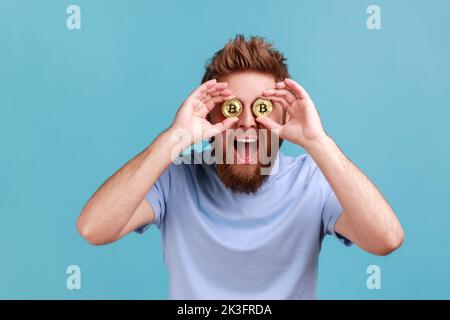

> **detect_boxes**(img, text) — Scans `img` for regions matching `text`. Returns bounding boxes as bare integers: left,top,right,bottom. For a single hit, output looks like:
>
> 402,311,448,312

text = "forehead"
219,71,276,103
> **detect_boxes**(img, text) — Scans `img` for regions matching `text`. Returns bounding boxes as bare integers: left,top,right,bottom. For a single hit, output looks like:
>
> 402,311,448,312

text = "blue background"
1,0,449,299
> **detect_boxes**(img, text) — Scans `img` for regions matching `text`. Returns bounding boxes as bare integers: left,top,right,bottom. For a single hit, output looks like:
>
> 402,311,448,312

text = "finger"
207,82,228,92
190,97,206,114
198,79,217,92
255,117,283,132
275,81,286,89
205,94,236,112
205,117,239,138
284,78,311,101
203,78,217,88
194,93,236,118
272,81,304,102
262,96,299,118
185,95,201,111
220,117,240,130
198,83,229,100
201,88,232,100
209,88,233,97
192,79,220,98
262,88,296,104
260,95,290,109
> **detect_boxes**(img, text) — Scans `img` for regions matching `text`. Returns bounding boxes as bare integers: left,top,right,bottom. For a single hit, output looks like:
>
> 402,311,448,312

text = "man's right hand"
169,79,239,146
77,79,237,245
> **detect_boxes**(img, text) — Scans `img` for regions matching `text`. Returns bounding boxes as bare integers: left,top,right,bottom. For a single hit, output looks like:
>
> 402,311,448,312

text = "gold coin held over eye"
252,98,272,117
222,99,243,118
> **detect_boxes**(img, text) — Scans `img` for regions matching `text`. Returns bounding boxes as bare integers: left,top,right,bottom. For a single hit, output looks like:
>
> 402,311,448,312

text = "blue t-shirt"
136,151,351,299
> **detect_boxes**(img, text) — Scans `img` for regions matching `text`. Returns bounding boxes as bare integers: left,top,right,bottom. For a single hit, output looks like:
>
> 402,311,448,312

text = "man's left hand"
256,78,327,150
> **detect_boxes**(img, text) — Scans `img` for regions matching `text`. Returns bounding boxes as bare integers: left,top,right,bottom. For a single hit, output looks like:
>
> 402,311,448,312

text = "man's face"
209,71,284,194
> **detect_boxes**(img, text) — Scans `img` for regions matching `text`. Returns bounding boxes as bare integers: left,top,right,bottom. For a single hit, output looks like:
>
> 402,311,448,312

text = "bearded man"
77,35,404,299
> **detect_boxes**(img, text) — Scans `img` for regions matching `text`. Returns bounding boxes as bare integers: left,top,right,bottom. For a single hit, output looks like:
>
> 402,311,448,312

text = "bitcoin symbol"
252,98,272,117
258,102,268,114
222,99,243,118
228,103,237,114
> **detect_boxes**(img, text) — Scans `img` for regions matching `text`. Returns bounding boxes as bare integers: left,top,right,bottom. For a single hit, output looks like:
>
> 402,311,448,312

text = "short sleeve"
134,164,178,233
308,156,352,247
322,188,352,246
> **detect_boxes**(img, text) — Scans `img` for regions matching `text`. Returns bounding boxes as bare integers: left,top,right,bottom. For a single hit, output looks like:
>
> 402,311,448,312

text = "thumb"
221,117,240,130
204,117,238,139
256,117,282,132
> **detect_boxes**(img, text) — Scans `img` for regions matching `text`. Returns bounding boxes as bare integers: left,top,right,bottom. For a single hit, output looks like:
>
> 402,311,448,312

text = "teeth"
236,138,257,143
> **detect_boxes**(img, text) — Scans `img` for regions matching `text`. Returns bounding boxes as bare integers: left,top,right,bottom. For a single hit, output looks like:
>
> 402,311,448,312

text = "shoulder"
166,150,212,180
277,152,328,190
277,152,317,177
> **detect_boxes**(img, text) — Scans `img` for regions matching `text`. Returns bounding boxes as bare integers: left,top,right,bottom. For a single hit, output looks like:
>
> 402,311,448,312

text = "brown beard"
215,163,268,194
210,126,284,195
214,138,283,194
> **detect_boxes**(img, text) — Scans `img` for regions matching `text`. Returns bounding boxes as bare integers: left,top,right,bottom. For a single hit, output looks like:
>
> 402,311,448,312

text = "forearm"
305,134,404,254
77,128,182,243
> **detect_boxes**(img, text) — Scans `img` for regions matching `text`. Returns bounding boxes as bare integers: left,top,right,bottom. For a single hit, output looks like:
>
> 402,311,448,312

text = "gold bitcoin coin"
252,98,272,117
222,99,243,118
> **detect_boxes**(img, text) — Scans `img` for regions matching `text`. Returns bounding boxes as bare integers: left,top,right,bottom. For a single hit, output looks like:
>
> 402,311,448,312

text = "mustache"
208,128,283,165
211,129,283,194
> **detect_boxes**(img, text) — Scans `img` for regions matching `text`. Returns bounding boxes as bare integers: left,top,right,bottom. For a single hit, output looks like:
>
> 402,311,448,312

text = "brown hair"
201,34,290,83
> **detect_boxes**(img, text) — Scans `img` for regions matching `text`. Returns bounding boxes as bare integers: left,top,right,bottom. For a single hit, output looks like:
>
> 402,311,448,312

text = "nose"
236,104,257,130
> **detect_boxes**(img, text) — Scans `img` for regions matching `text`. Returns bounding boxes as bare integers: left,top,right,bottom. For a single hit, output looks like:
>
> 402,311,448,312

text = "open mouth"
233,136,258,164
